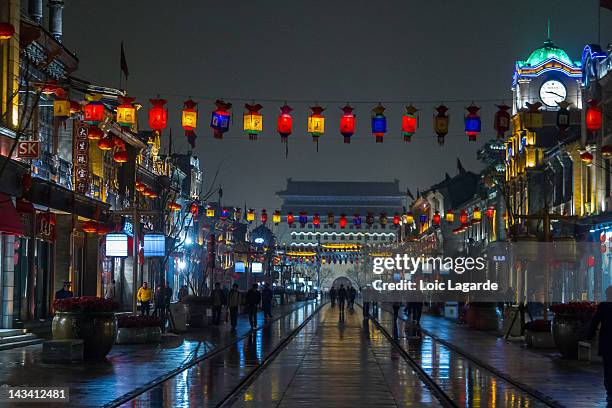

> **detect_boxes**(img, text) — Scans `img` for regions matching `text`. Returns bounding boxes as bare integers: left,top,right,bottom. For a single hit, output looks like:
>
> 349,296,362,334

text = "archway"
331,276,353,289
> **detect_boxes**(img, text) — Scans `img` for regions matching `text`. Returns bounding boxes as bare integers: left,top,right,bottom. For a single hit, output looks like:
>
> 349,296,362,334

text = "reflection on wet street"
376,308,549,408
234,304,441,407
126,303,553,407
124,302,318,407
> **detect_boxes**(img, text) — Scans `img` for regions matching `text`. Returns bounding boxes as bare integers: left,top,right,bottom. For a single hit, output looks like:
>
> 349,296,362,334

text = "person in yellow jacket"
137,282,152,315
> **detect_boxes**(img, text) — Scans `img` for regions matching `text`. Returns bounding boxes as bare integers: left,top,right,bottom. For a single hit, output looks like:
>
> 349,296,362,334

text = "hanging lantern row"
61,95,604,147
135,181,158,198
82,220,113,235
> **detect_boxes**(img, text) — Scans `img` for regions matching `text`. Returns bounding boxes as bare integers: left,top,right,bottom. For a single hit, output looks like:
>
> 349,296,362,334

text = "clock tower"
512,39,582,114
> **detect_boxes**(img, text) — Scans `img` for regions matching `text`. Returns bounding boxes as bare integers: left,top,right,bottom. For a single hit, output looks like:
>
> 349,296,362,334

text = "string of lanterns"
53,92,605,155
202,206,498,229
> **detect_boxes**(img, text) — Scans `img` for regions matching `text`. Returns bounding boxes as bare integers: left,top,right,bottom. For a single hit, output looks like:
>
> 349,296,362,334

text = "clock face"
539,80,567,107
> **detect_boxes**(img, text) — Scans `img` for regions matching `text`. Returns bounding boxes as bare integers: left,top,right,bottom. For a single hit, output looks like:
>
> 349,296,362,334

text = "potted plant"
465,302,499,331
116,315,162,344
551,302,597,358
182,295,212,328
52,296,119,359
524,319,554,348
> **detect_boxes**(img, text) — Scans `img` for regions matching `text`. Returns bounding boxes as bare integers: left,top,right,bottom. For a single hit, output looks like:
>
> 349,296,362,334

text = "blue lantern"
464,105,481,142
371,104,387,143
299,212,308,226
210,99,232,139
419,214,428,223
353,214,362,227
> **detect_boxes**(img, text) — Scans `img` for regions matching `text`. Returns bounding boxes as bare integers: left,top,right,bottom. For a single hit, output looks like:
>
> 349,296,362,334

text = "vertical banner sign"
75,122,89,194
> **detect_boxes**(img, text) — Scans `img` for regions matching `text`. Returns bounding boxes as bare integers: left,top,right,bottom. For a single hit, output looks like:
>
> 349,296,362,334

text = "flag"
602,0,612,11
120,42,129,79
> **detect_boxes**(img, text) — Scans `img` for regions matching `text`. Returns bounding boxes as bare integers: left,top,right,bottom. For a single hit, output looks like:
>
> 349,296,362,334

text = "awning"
0,193,23,235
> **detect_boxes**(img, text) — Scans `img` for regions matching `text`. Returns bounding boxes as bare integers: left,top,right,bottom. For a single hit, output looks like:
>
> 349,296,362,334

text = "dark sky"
62,1,612,210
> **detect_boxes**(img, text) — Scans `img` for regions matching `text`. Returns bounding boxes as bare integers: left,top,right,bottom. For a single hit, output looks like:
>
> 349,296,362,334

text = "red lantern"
602,145,612,158
459,210,468,225
340,105,355,143
432,211,441,225
69,100,81,115
87,125,103,141
485,206,495,219
113,148,128,163
98,137,112,151
402,105,418,142
182,99,198,148
260,209,268,224
581,151,593,165
277,104,293,143
0,23,16,40
393,213,400,226
494,104,511,139
83,100,105,125
586,100,603,132
339,214,347,229
313,213,320,227
149,99,168,133
190,203,199,215
82,220,98,234
286,212,294,226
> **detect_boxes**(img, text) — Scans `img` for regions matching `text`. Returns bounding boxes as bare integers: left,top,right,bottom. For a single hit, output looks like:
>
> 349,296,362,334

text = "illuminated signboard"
106,233,128,257
143,234,165,257
235,261,246,273
251,262,263,273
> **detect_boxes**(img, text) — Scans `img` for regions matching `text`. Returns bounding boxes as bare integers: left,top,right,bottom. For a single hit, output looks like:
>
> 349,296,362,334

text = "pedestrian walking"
228,283,240,328
153,286,165,317
246,284,261,330
211,282,226,325
362,286,371,318
348,286,356,310
329,287,337,307
164,282,173,312
588,285,612,405
337,284,347,314
262,282,273,320
137,282,152,315
104,279,116,300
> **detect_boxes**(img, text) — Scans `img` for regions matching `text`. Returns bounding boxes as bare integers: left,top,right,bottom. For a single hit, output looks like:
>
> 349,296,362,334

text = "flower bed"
550,302,597,319
116,316,162,344
53,296,119,313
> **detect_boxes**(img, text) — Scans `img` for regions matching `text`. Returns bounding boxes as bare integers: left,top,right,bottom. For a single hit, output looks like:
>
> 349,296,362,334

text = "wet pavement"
415,312,606,408
233,304,441,407
0,300,317,408
372,307,549,408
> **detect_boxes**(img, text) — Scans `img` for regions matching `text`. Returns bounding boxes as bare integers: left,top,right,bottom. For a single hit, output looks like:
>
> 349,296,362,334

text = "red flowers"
550,301,597,317
118,315,161,328
53,296,119,313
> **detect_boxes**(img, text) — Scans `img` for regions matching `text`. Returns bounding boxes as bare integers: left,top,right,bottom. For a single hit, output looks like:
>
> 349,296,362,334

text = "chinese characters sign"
74,122,89,194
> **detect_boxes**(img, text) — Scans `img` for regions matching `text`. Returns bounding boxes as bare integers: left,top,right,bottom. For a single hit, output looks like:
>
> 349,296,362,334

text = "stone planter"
553,314,590,358
185,304,210,328
526,330,555,348
146,326,162,343
52,312,117,359
466,304,499,331
116,327,147,344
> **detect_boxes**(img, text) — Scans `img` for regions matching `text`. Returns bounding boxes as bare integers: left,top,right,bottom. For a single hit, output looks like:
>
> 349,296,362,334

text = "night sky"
62,1,612,209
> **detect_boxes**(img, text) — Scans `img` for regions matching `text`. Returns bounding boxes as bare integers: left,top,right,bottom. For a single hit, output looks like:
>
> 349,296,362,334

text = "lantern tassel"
285,141,289,159
186,131,196,148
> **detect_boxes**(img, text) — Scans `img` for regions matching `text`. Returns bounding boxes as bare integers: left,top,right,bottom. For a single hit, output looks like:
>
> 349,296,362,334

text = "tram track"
370,304,563,408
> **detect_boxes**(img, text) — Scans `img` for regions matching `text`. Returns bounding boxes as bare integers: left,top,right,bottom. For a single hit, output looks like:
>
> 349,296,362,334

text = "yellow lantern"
445,210,455,223
53,99,71,117
473,207,482,222
404,212,414,224
117,96,136,127
307,106,325,140
246,209,255,222
272,210,281,225
182,107,197,129
243,103,263,140
206,206,215,217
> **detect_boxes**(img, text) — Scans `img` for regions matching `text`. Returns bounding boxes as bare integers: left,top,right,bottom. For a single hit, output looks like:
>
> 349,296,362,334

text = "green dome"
525,40,574,66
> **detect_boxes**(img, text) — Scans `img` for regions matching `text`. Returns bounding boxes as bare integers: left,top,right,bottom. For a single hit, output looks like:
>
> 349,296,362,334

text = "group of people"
136,281,172,317
210,282,274,330
328,284,357,312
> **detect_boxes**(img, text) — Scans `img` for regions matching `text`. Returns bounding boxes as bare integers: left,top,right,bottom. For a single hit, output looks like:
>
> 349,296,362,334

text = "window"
332,235,337,241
